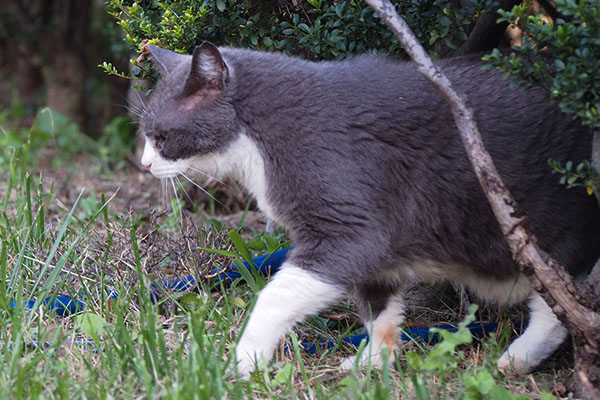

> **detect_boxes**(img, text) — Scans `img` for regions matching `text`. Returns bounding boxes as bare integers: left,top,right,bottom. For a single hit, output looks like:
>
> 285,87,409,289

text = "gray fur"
142,44,600,320
147,45,186,74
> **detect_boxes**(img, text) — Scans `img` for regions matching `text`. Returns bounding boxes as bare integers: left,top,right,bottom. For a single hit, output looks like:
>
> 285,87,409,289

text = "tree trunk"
592,130,600,180
15,48,44,115
589,128,600,311
1,0,92,128
41,0,91,128
42,46,88,127
364,1,600,398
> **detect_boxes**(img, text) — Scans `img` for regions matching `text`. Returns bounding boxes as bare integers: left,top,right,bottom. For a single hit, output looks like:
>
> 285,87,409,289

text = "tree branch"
365,0,600,376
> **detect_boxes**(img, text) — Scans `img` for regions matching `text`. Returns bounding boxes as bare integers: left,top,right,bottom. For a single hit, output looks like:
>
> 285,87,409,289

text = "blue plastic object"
11,248,293,313
216,246,291,281
149,247,292,300
299,322,499,354
10,295,85,317
10,247,503,356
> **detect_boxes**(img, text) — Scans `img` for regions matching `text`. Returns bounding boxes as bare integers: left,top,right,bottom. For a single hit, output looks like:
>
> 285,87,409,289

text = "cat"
138,42,600,377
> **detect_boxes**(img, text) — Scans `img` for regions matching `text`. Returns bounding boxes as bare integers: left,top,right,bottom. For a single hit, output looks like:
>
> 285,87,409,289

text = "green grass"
0,118,563,399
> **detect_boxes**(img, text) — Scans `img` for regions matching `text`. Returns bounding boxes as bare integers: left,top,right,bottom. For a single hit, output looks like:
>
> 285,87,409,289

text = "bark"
364,0,600,398
41,0,91,127
42,48,87,126
1,0,92,127
592,130,600,179
15,49,44,113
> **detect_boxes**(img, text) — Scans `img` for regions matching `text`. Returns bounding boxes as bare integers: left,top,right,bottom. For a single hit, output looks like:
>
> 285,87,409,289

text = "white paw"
227,361,250,380
234,345,262,379
497,351,534,376
497,292,568,377
340,350,385,371
340,355,357,371
233,359,254,379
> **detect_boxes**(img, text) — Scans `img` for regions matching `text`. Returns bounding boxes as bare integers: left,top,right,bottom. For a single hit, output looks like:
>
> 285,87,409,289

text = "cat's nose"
143,163,152,169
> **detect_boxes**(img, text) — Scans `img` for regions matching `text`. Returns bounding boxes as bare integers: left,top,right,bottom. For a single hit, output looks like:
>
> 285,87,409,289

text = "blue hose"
299,322,499,354
10,247,501,352
10,295,85,317
149,247,292,300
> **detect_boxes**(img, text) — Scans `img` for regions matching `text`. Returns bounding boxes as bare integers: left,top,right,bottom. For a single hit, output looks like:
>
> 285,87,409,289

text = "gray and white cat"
139,42,600,377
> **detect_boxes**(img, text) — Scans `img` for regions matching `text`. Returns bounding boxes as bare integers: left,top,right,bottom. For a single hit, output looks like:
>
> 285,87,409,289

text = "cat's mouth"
141,139,189,178
143,155,226,211
147,164,188,179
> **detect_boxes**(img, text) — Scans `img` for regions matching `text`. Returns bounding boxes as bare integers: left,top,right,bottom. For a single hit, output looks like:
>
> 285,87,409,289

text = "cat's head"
139,42,239,178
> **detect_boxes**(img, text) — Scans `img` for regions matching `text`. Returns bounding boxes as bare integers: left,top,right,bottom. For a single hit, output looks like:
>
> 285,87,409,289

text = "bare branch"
364,1,600,395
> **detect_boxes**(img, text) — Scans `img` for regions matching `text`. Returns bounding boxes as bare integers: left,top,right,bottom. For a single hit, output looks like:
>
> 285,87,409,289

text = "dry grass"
0,143,572,399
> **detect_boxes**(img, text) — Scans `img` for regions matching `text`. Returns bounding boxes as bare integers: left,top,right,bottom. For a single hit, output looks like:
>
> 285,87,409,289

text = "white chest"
190,133,277,221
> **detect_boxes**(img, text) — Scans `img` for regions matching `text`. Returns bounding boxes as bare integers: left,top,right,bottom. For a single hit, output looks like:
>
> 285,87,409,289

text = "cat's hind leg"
341,283,404,370
498,291,568,375
235,262,344,377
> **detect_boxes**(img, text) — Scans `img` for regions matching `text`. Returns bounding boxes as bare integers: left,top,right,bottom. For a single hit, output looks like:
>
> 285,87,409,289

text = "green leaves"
107,0,494,62
487,1,600,198
484,0,600,128
270,363,294,388
404,305,531,399
179,292,203,311
549,158,599,196
409,305,476,378
76,312,109,337
463,370,529,400
98,61,130,79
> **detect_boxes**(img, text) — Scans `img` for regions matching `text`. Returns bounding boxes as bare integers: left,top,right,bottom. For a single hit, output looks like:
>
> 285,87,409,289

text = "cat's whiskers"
134,90,149,113
174,176,194,203
129,108,144,118
179,172,225,207
185,166,231,188
119,103,145,118
160,178,170,209
169,177,183,224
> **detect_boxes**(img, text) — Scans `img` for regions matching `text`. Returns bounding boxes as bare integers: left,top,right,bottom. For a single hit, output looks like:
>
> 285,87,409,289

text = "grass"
0,115,566,399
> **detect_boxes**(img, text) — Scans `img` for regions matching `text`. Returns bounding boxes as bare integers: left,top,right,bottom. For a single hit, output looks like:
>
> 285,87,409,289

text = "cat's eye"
152,130,170,150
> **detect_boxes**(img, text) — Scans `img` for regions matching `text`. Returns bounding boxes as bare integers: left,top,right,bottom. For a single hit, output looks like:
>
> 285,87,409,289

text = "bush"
483,0,600,129
106,0,496,64
483,0,600,195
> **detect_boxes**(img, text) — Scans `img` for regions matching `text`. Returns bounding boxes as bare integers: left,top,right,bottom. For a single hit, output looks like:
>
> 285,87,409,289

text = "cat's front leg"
235,262,344,377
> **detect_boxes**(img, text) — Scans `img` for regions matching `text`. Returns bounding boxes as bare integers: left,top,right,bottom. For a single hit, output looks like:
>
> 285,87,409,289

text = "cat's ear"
147,45,185,75
183,42,229,95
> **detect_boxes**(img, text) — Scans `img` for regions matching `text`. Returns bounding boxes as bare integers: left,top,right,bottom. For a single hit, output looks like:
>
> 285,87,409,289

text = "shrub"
483,0,600,195
106,0,496,64
483,0,600,129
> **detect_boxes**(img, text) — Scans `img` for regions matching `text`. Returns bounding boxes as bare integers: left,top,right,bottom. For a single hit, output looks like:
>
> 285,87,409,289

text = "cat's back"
222,48,598,279
224,48,548,138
